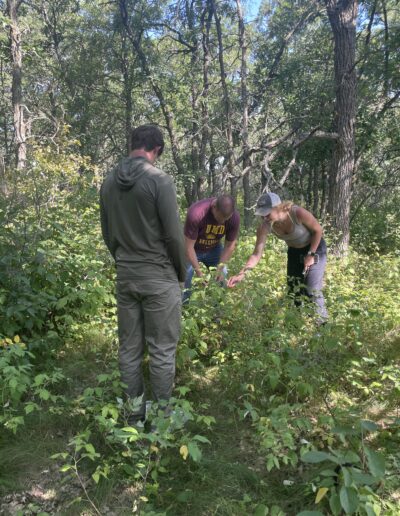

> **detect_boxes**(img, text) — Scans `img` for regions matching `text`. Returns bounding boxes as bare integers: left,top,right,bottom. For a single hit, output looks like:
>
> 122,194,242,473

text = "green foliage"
0,140,113,350
51,376,215,513
351,201,400,254
0,138,399,514
0,337,67,434
177,236,400,513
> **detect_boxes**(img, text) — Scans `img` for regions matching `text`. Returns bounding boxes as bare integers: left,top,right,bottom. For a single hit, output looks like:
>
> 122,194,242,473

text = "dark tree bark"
320,165,329,219
312,167,320,215
7,0,27,169
306,166,313,209
325,0,358,254
0,155,7,196
381,0,389,97
199,1,213,195
0,56,10,168
210,0,235,196
236,0,252,228
186,0,201,203
119,29,134,155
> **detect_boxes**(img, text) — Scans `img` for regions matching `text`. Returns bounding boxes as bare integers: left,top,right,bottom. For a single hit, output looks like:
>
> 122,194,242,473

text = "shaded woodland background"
1,0,399,251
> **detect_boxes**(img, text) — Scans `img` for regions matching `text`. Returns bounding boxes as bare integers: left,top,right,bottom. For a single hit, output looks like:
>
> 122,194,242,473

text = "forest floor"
1,331,399,515
0,341,292,516
1,248,400,515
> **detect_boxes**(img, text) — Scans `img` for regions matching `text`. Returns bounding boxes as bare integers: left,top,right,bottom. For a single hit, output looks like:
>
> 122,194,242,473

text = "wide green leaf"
254,504,269,516
360,420,379,432
188,441,202,462
339,486,359,514
364,447,385,478
329,493,342,515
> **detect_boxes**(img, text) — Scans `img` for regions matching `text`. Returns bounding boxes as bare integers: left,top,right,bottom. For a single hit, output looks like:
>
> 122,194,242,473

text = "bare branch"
279,149,298,186
152,22,197,51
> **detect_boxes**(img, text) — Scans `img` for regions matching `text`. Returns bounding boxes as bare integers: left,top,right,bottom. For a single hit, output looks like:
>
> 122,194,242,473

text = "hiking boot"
126,415,145,430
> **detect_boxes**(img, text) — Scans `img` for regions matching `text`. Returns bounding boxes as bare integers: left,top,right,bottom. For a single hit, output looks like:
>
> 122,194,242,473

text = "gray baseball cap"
255,192,281,216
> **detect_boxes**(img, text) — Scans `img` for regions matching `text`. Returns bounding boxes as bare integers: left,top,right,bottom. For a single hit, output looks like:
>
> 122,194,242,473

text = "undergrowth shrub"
0,140,113,352
0,337,67,433
180,236,400,514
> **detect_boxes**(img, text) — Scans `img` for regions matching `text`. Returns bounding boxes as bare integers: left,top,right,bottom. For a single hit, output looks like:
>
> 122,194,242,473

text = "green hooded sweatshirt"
100,156,186,282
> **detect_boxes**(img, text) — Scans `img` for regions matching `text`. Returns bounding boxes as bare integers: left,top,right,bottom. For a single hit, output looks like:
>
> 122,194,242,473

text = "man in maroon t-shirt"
183,195,240,301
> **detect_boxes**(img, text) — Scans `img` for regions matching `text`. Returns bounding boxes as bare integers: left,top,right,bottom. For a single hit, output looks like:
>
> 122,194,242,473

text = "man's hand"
195,268,204,278
215,272,224,283
193,266,209,287
227,272,245,288
215,264,226,283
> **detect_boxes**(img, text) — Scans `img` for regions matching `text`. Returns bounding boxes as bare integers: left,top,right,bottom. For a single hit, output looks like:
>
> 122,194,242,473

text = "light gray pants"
116,277,182,421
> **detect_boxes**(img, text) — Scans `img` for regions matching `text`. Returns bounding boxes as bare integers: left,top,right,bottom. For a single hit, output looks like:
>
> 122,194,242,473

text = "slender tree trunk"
7,0,26,169
325,0,358,254
320,165,329,219
298,164,305,204
200,1,213,192
0,155,7,196
381,0,389,97
210,0,235,196
261,153,271,191
312,167,319,215
209,140,217,194
187,0,200,203
236,0,251,227
120,31,133,155
306,167,313,209
0,57,10,166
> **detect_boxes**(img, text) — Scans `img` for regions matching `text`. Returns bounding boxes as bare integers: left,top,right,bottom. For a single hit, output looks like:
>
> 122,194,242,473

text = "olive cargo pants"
116,277,182,421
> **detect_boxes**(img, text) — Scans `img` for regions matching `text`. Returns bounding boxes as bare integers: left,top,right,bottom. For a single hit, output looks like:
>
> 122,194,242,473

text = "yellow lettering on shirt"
209,224,224,235
198,225,225,247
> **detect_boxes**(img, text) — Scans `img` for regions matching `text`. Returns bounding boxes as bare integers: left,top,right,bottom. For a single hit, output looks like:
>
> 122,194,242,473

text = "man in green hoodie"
100,124,186,425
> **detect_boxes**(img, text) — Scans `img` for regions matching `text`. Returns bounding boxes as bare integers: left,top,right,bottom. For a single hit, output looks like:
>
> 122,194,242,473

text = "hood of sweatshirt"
114,156,150,191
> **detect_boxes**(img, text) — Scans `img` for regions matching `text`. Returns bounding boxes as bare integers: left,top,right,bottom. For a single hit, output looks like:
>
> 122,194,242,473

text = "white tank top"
270,206,311,247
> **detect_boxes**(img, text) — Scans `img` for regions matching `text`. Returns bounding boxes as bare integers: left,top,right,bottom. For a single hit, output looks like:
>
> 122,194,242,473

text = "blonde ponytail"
276,201,294,214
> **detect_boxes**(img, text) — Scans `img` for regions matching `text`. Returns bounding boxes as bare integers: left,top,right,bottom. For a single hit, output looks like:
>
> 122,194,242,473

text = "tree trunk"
312,167,319,215
320,165,329,219
298,164,305,204
325,0,358,254
236,0,252,228
0,57,10,167
7,0,26,169
210,0,235,196
261,153,271,191
200,1,213,193
187,0,201,203
381,0,389,97
306,167,313,209
0,155,8,196
209,140,217,195
120,31,133,155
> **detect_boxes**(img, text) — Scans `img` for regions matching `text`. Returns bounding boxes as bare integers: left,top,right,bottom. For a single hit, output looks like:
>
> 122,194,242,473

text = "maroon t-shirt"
184,198,240,252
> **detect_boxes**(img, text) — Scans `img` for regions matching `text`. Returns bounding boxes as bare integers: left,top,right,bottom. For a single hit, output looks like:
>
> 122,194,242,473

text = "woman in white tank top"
228,192,328,323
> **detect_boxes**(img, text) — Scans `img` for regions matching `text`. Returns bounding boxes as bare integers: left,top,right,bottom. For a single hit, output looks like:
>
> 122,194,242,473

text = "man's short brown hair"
130,124,165,156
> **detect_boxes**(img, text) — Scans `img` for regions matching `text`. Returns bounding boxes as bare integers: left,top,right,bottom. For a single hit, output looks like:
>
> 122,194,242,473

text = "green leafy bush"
0,141,113,350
